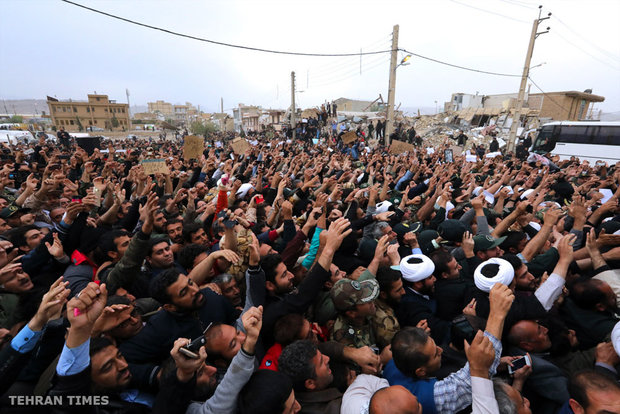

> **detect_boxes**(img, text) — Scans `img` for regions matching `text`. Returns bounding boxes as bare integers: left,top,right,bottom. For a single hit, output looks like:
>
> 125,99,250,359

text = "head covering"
612,322,620,357
375,200,392,213
520,189,535,200
438,219,467,242
418,230,441,255
393,222,422,242
236,183,254,198
395,254,435,283
0,205,30,220
473,258,515,293
331,278,379,311
473,234,507,253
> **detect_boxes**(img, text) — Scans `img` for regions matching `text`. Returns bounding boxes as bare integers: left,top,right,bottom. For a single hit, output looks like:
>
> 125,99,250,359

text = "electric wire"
400,49,521,77
446,0,530,23
527,76,573,114
553,15,620,63
60,0,393,57
552,31,620,71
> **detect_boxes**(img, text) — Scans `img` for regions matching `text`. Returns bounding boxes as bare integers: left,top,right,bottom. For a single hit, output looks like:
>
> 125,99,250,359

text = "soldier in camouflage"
329,277,380,349
372,266,406,349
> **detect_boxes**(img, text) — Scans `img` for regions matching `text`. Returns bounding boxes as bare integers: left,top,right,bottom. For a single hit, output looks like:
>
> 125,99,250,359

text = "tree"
9,115,23,123
111,114,119,128
75,117,84,132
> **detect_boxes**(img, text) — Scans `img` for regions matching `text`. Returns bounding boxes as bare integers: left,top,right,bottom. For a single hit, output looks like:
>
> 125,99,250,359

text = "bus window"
558,126,589,144
533,126,556,152
599,126,620,145
587,126,606,144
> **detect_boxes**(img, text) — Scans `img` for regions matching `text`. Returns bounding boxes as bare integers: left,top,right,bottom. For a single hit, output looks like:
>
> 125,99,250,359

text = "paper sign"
231,138,250,154
389,139,415,154
341,131,357,144
141,159,170,175
183,135,204,160
450,145,463,156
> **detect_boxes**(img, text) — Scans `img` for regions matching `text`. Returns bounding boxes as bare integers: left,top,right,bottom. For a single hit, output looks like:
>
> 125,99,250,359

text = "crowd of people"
0,127,619,414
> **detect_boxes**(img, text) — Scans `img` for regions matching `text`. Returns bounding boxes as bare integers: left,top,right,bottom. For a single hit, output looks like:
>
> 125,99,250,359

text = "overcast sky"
2,0,619,115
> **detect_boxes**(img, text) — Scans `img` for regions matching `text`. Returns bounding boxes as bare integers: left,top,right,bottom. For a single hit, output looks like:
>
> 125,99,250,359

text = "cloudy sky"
2,0,619,115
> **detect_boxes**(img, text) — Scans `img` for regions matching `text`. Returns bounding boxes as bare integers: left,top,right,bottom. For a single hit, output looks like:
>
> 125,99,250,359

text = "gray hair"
212,273,234,285
372,222,390,239
492,379,518,414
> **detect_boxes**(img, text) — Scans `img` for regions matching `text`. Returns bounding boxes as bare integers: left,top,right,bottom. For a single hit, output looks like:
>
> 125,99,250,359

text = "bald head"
369,385,421,414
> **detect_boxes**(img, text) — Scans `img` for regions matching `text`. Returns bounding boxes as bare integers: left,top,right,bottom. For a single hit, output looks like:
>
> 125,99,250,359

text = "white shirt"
341,374,389,414
471,377,500,414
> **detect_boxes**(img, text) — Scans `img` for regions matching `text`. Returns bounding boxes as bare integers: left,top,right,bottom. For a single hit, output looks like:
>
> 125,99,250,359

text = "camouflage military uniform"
371,298,400,349
330,315,377,349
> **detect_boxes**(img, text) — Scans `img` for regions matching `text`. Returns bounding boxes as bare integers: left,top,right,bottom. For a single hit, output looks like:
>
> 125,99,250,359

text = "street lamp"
397,54,412,69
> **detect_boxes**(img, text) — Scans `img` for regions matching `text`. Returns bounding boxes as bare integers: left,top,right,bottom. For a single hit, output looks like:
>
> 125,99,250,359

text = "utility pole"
291,71,296,140
385,24,399,146
220,97,224,114
507,6,550,153
126,88,132,132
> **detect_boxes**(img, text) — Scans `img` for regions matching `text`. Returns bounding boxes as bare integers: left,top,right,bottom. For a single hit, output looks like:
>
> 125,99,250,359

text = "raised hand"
170,337,207,382
465,330,495,378
30,276,70,330
45,232,65,260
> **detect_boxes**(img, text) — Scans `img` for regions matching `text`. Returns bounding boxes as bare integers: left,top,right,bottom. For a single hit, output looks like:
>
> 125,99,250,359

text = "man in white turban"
395,254,452,345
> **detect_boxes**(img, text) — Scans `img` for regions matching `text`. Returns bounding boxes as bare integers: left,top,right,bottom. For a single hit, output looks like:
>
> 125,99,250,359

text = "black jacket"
119,288,235,364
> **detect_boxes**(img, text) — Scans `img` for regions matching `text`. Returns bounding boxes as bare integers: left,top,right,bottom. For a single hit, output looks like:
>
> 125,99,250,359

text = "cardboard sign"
231,138,250,154
389,139,415,154
341,131,357,144
183,135,204,160
141,159,170,175
450,145,463,156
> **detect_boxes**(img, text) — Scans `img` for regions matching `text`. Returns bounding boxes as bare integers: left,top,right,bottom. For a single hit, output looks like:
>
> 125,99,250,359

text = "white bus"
530,121,620,164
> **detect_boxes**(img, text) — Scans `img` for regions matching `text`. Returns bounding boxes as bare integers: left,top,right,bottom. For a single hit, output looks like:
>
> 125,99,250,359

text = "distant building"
445,93,484,112
47,94,129,132
147,100,173,116
528,91,605,121
333,97,387,112
445,89,604,122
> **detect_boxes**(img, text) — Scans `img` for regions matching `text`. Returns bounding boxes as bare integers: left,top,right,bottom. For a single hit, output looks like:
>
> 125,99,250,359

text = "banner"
141,159,170,175
231,138,250,154
389,139,415,154
341,131,357,144
183,135,205,160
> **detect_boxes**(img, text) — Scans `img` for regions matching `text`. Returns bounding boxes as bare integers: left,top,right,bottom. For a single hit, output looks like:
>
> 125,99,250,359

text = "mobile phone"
224,219,238,229
218,210,227,219
452,315,475,343
508,355,531,375
313,207,323,220
72,198,82,203
179,335,207,359
525,204,533,214
255,195,264,204
49,164,61,170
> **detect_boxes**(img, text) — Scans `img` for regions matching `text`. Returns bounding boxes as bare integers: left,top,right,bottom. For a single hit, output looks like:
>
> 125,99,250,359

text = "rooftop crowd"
0,124,619,414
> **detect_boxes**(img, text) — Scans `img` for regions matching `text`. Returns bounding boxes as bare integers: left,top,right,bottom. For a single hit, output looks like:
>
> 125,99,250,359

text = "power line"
60,0,393,57
400,48,521,77
527,76,572,114
553,15,620,64
447,0,530,23
552,30,620,71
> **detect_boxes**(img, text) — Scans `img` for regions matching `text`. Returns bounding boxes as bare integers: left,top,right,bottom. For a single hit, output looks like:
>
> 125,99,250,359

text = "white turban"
520,189,535,200
396,254,435,283
236,183,254,198
375,201,392,213
474,258,515,293
612,322,620,357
